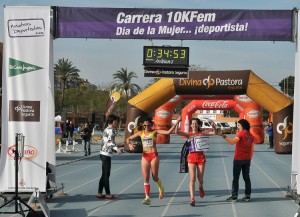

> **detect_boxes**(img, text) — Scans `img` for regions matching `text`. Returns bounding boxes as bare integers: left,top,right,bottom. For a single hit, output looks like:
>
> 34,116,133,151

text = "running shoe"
199,187,205,198
105,195,118,200
159,186,164,199
241,195,251,202
226,196,238,201
189,198,195,207
96,194,105,199
143,197,151,205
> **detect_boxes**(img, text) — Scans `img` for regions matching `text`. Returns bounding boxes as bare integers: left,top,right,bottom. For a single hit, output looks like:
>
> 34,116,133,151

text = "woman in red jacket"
220,119,255,202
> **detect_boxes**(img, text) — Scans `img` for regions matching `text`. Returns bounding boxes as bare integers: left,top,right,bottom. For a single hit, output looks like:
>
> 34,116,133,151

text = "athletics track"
1,134,298,217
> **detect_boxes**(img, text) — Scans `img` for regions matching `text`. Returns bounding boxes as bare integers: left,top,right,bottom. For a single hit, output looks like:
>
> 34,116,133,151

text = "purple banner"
56,7,293,41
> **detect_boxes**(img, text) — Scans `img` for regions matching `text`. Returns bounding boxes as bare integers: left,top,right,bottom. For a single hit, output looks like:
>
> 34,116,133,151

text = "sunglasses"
143,124,151,127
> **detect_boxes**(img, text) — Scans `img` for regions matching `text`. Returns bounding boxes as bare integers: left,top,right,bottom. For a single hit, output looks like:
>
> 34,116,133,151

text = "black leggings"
98,154,111,195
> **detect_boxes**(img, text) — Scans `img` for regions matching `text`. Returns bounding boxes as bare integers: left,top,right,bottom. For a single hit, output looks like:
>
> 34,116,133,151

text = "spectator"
97,114,123,200
266,122,274,149
220,119,255,202
68,121,75,141
65,120,70,138
81,123,92,156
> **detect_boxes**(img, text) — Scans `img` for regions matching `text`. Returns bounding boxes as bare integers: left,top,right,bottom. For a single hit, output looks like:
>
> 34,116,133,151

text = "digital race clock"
143,46,189,68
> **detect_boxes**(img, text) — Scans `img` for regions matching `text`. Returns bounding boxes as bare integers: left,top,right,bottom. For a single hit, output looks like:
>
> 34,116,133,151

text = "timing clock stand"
143,45,190,78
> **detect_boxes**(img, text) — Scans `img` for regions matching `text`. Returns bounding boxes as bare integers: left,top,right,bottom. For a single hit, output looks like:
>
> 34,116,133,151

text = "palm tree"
54,58,81,114
111,68,141,101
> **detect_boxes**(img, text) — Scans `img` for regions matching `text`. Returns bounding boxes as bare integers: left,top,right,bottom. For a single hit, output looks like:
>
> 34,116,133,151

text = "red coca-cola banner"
201,100,235,109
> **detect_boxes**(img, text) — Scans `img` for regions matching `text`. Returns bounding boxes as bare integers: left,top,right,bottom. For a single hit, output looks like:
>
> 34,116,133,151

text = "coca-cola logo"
156,110,170,118
7,144,38,160
202,100,229,109
188,104,196,112
236,95,252,103
246,109,261,118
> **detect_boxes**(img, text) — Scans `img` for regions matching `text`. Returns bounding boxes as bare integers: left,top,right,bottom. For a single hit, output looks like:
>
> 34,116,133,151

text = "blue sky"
1,0,299,89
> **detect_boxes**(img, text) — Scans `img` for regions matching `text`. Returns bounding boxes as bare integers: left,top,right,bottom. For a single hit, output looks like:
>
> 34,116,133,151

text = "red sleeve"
236,131,243,140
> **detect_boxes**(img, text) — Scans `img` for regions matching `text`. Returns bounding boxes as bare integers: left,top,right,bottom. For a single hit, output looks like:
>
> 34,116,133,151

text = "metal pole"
15,133,19,213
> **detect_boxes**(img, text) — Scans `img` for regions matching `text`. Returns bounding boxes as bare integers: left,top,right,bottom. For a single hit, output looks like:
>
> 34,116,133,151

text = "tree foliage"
54,58,81,114
111,67,142,101
279,75,294,97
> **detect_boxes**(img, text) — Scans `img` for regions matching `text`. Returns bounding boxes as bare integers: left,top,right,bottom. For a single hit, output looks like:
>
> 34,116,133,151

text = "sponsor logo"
236,95,252,103
144,69,188,78
7,144,39,160
9,100,40,122
110,92,121,102
235,104,244,112
276,116,293,141
9,58,43,77
8,19,45,37
179,75,243,89
279,142,292,146
127,116,141,133
198,115,216,120
157,110,170,118
202,75,215,89
246,109,261,118
202,100,230,109
188,104,196,113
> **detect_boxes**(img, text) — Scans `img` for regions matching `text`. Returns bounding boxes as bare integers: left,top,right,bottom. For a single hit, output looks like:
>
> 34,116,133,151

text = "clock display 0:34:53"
146,48,186,59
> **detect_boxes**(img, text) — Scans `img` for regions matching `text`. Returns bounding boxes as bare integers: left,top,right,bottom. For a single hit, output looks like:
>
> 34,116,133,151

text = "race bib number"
189,136,209,152
142,137,154,147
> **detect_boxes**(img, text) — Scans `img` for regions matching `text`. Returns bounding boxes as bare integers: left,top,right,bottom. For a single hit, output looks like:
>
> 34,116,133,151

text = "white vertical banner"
0,6,52,192
47,29,56,184
292,10,300,194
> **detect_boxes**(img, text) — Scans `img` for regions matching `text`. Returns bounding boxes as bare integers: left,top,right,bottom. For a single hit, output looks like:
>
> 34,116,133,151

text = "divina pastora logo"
9,58,43,77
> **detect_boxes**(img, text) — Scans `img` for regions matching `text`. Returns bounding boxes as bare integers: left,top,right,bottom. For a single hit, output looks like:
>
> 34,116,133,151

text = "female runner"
176,117,216,206
126,116,180,205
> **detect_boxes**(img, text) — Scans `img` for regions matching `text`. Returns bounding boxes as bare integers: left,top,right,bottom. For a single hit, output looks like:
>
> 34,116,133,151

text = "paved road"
1,135,299,217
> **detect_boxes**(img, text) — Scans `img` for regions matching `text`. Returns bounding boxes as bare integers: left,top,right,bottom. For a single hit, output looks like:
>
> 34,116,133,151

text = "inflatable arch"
153,95,232,143
153,95,234,144
154,96,263,144
125,70,293,154
181,98,263,141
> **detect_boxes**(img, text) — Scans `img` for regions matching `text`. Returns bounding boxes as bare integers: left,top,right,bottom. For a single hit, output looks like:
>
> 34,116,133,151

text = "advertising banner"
273,104,293,154
144,67,188,78
56,7,293,41
0,6,52,192
174,70,250,95
104,91,121,118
